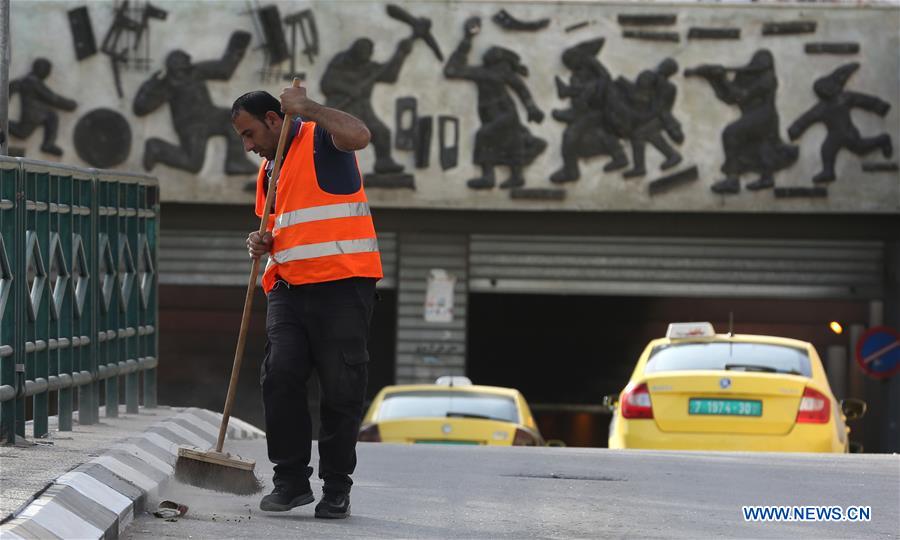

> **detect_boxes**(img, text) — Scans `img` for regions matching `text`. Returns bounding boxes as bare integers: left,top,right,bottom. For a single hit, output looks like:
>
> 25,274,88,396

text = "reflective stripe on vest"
268,237,379,266
274,202,372,232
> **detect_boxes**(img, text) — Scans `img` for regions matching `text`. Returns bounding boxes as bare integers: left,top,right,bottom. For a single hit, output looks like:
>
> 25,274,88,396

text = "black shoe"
315,492,351,519
467,177,495,189
549,167,579,184
812,171,836,184
259,485,314,512
603,156,629,172
746,176,774,191
660,154,682,170
373,159,405,174
711,177,740,194
40,144,64,157
498,176,525,189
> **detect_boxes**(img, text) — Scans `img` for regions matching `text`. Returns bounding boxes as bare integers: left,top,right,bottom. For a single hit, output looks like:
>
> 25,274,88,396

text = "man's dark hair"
231,91,284,122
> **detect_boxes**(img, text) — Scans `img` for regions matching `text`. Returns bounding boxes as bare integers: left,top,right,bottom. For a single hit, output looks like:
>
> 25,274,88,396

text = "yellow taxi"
607,322,866,453
358,376,545,446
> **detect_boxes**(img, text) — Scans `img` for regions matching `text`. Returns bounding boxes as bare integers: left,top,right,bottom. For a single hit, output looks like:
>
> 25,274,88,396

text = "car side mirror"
840,398,867,421
545,439,566,448
602,393,619,412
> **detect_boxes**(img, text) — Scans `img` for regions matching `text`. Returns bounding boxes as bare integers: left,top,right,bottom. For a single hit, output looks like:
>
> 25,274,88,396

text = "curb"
0,408,264,540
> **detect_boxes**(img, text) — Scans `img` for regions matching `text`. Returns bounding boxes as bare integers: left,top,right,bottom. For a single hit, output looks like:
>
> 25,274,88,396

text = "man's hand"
247,231,273,259
281,81,370,150
280,84,318,116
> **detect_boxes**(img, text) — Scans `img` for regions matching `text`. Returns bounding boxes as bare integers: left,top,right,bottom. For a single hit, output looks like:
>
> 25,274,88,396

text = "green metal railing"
0,157,159,444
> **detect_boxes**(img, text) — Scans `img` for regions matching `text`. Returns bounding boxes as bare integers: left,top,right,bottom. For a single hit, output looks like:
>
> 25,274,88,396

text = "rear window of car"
645,342,812,377
377,391,519,423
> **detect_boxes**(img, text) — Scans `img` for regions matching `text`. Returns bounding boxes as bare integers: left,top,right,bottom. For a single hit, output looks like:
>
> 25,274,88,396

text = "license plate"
689,398,762,417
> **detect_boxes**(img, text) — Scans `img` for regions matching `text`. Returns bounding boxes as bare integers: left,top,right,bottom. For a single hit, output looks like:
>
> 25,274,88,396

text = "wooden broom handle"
216,78,302,453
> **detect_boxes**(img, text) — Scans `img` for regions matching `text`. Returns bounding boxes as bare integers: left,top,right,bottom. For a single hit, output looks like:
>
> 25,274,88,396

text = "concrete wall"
8,0,899,212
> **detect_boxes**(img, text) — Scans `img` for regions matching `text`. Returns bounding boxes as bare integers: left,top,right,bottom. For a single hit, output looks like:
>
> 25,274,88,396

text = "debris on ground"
152,500,189,521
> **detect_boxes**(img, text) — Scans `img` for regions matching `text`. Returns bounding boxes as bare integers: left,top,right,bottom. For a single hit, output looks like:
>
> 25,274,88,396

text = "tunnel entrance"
467,293,867,447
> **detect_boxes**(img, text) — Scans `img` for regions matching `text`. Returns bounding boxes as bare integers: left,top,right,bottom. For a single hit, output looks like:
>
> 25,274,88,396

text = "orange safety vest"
254,120,382,293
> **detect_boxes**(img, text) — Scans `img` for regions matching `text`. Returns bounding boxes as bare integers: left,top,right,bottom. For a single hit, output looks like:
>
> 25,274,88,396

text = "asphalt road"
125,439,900,539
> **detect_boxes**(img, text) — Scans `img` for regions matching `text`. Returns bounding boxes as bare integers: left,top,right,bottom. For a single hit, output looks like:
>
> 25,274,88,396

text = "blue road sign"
856,326,900,380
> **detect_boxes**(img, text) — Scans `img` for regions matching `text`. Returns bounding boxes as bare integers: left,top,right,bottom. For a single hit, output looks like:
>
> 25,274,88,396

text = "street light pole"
0,0,10,156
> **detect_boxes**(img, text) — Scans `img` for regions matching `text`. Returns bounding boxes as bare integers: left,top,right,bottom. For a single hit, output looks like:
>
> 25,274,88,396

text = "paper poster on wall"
424,268,456,323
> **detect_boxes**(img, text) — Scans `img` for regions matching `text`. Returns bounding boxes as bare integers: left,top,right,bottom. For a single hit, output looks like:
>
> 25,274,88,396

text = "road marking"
56,471,132,518
112,443,174,475
153,421,209,448
0,525,27,539
19,496,103,540
229,416,266,439
1,408,264,540
177,413,220,438
91,455,157,491
141,431,179,455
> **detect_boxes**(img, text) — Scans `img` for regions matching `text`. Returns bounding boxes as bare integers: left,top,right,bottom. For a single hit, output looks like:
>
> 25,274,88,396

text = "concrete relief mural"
551,38,629,184
788,62,893,185
101,0,168,98
7,1,899,213
133,31,256,176
444,16,547,190
73,108,132,168
550,39,690,187
322,34,412,176
319,4,444,189
8,59,78,157
615,58,684,179
686,50,799,194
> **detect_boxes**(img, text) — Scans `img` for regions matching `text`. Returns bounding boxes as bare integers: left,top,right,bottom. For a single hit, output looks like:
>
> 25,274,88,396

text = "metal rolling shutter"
159,229,397,289
469,234,884,299
396,234,468,383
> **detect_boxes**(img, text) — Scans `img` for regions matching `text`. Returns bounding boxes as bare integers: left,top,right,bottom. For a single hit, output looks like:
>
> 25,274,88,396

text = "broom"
174,78,302,495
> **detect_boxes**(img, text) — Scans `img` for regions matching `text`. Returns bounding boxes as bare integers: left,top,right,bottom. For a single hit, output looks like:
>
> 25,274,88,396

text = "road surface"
125,439,900,539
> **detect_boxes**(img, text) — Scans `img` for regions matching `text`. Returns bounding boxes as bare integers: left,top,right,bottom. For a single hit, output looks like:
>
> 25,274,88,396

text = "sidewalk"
0,406,263,539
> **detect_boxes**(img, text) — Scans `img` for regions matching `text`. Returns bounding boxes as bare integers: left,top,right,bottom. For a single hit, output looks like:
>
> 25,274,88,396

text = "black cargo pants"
261,276,375,495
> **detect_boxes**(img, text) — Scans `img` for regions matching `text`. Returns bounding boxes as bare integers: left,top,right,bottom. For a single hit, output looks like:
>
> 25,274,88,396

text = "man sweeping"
231,83,382,518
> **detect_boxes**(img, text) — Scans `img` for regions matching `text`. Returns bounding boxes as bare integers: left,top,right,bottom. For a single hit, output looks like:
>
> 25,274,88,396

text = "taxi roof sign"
666,322,716,339
435,375,473,387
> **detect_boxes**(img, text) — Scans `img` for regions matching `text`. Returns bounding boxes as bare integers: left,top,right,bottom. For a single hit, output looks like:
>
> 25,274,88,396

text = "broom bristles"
174,454,264,495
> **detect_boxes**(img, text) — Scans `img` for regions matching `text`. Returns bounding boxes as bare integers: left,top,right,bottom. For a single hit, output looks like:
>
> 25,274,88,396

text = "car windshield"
645,342,812,377
377,391,519,423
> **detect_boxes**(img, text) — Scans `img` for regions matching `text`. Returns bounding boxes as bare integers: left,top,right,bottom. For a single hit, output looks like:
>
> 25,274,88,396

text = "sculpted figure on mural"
550,38,628,184
8,58,78,156
788,62,893,184
320,37,415,175
444,17,546,189
613,58,684,179
133,31,257,175
686,50,798,195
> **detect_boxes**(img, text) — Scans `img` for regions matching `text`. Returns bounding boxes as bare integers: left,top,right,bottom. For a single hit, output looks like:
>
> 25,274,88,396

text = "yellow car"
607,322,866,453
358,376,544,446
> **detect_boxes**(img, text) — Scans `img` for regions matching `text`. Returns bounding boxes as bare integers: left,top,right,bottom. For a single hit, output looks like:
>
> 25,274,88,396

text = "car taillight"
796,387,830,424
358,423,381,442
512,428,540,446
620,382,653,419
